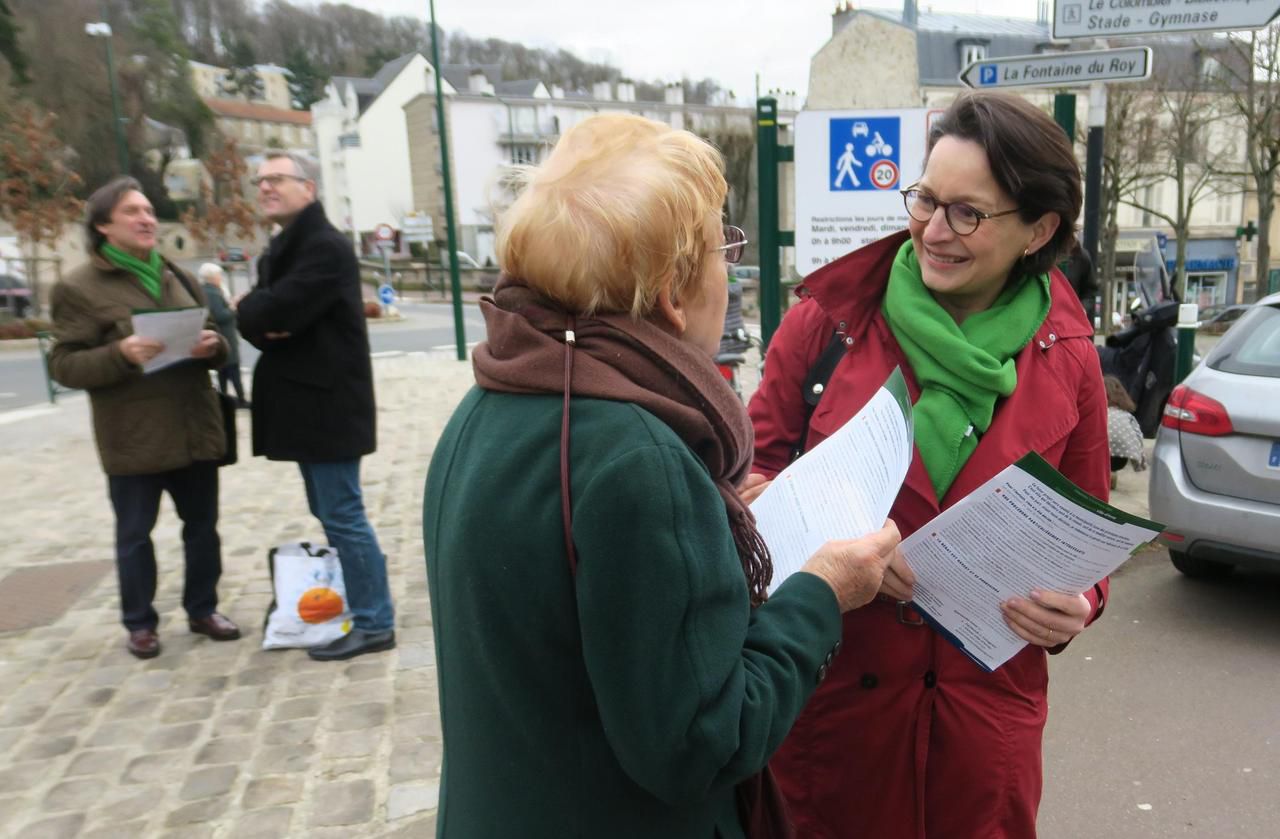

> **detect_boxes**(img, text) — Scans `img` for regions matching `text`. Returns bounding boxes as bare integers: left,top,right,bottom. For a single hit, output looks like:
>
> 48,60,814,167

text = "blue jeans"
298,459,394,632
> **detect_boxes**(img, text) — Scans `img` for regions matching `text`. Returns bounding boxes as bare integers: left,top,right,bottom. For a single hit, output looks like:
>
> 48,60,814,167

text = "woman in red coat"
746,92,1110,838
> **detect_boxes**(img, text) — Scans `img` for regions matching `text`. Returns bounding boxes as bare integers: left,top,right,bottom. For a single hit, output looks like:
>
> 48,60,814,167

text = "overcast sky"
342,0,1049,102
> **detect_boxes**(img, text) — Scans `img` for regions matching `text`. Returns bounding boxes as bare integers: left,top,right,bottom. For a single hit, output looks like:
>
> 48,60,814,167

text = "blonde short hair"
497,113,727,318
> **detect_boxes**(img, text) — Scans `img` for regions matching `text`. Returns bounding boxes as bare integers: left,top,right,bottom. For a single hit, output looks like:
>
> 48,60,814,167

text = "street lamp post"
85,21,130,174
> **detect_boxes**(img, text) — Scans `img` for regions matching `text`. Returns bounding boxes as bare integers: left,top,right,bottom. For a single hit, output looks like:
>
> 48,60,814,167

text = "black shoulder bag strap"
789,327,850,463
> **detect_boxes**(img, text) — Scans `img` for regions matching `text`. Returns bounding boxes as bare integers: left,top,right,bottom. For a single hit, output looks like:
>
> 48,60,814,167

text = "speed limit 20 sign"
870,159,899,190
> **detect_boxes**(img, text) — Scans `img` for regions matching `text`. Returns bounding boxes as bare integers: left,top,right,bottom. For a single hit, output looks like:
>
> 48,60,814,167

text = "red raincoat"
748,232,1110,839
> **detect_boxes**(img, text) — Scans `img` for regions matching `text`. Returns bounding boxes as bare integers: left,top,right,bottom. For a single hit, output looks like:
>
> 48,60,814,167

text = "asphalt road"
0,301,486,413
1039,545,1280,837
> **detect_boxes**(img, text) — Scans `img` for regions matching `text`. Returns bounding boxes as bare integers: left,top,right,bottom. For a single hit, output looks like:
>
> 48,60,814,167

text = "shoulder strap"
167,262,201,306
790,328,850,462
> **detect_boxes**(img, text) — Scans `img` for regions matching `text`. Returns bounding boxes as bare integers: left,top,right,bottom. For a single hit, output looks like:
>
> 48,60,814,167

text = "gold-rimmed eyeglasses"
713,225,749,264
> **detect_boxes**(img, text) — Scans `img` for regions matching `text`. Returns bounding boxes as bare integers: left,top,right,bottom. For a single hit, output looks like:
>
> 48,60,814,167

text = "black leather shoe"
308,628,396,661
188,613,242,641
127,628,161,659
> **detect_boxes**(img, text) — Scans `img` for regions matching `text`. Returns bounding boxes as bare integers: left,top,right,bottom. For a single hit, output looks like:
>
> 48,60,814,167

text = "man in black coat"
237,151,395,661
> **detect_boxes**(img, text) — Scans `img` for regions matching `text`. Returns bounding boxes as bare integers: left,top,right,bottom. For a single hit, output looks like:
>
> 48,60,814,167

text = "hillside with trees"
1,0,726,206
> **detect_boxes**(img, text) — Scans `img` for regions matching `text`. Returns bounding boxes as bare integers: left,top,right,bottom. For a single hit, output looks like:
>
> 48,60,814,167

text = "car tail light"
1161,385,1233,436
716,363,736,383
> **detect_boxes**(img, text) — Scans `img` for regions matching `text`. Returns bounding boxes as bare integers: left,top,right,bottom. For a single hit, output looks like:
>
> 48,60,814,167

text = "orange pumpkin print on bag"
297,587,344,624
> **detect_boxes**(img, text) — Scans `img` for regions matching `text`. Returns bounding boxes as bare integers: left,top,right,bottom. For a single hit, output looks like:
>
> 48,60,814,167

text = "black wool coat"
237,201,376,462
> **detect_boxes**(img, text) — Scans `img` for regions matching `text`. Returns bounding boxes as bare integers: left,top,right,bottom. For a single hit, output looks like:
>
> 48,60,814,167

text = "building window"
1201,57,1222,82
511,145,539,165
959,42,987,68
1186,272,1227,307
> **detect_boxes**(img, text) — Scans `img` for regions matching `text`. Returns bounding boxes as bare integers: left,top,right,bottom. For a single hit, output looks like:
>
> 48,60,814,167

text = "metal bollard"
1174,303,1198,384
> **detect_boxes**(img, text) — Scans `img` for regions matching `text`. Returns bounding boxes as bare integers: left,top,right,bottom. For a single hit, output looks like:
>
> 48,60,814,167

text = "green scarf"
101,244,163,302
882,240,1051,500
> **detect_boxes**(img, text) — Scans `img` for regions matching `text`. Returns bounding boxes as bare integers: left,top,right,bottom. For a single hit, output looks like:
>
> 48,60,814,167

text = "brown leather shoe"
188,613,241,641
127,628,161,659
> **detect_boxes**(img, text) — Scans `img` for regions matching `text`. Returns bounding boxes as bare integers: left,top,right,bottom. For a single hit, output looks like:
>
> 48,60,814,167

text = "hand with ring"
1000,589,1090,648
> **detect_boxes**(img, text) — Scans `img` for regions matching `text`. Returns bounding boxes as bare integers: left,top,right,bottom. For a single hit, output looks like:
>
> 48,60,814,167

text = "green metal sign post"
429,0,467,361
755,97,795,349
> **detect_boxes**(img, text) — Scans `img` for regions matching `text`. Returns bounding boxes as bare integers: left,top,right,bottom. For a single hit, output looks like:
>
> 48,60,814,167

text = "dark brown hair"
1103,375,1137,412
926,92,1083,280
84,176,145,253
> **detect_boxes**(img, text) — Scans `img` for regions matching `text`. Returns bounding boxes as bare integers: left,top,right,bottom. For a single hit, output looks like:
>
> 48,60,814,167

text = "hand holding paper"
119,334,164,367
130,307,207,374
190,329,221,359
902,453,1163,671
751,368,915,592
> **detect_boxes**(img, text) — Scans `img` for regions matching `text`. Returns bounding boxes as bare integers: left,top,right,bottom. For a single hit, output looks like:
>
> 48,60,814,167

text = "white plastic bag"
262,541,354,650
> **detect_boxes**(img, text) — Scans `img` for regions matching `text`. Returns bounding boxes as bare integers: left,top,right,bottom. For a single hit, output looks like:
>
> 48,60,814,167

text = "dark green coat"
423,387,842,838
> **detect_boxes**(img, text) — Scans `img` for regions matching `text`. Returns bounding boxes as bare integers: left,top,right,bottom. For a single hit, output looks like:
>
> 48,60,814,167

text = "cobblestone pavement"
0,353,476,838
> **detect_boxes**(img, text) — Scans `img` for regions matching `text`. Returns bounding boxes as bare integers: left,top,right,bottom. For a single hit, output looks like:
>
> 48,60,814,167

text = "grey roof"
495,79,542,97
441,64,504,93
859,8,1050,85
917,30,1053,85
867,9,1048,37
372,53,423,90
330,54,425,114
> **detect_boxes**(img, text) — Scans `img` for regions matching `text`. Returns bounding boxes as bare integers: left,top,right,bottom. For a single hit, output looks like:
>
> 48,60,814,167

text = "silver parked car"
1149,292,1280,578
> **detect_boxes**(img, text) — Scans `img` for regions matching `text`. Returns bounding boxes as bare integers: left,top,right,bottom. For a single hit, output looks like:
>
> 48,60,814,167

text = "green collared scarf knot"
882,240,1051,501
101,244,163,302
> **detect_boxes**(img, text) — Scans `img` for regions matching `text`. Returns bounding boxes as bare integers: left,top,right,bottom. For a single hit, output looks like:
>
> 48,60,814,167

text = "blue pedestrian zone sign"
829,117,902,192
378,283,396,306
979,65,998,86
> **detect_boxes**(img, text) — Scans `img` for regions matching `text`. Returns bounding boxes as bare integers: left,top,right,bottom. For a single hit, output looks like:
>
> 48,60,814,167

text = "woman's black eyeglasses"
901,187,1020,236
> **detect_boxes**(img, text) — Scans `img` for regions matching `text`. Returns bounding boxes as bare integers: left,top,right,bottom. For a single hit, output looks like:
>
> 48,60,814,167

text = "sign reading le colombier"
1053,0,1280,39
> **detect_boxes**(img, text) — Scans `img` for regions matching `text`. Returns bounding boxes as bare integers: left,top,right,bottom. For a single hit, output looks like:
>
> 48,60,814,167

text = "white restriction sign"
796,109,936,273
961,46,1152,89
1053,0,1280,39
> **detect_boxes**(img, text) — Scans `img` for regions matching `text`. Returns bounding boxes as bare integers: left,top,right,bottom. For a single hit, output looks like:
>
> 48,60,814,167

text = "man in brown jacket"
49,177,242,659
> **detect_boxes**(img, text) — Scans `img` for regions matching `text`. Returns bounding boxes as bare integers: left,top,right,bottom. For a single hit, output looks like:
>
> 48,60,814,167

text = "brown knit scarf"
472,275,774,606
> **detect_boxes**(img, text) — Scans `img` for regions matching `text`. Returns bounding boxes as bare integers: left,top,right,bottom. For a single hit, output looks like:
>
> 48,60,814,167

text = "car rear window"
1208,304,1280,378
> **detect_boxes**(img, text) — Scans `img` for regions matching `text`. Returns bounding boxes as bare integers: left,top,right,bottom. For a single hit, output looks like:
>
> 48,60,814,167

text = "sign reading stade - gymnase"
1053,0,1280,38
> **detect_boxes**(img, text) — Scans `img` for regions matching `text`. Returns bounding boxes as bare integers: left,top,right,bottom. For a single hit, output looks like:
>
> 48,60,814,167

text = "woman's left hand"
739,473,771,505
1000,589,1090,648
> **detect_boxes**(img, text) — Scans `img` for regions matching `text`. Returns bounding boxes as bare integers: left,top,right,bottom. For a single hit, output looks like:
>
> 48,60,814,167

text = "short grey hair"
197,262,224,282
265,150,320,185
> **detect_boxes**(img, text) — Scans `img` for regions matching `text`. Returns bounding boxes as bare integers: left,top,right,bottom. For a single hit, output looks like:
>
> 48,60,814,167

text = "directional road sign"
378,283,396,306
960,47,1152,89
1053,0,1280,40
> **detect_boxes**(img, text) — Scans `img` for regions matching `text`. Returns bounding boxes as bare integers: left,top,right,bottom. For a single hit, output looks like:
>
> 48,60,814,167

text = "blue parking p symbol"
979,66,997,86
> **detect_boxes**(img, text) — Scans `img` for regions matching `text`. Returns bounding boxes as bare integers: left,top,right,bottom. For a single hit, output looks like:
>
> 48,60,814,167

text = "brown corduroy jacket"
49,252,228,476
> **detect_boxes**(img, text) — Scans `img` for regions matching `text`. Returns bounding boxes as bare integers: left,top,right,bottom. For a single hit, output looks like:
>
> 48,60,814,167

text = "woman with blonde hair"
423,113,902,837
